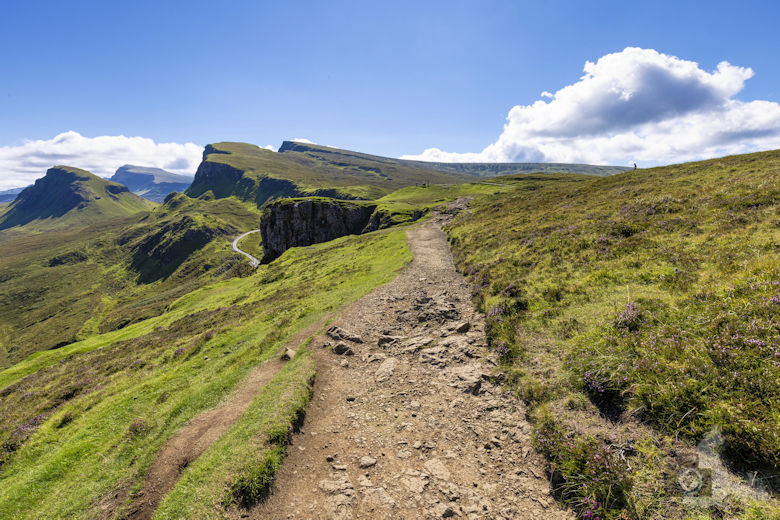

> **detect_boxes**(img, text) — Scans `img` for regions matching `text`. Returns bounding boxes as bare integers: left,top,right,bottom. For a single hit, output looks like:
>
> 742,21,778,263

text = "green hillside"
0,192,262,365
279,140,632,177
185,140,629,209
186,141,474,204
0,226,412,520
446,149,780,518
0,166,155,231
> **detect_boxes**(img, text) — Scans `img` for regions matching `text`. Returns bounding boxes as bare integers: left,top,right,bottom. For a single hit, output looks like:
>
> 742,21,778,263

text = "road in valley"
231,229,261,267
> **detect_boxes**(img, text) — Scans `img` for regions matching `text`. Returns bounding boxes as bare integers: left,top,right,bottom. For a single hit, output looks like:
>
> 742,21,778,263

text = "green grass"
0,227,412,519
0,194,261,365
447,149,780,518
154,350,316,518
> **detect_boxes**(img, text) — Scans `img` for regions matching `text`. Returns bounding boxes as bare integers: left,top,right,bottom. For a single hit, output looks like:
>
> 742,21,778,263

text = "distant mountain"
186,142,474,205
110,164,192,203
186,140,631,208
0,166,155,230
0,186,26,203
277,141,632,177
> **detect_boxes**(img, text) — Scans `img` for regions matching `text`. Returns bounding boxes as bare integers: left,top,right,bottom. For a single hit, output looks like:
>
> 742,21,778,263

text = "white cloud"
541,91,553,99
401,47,780,166
0,131,202,190
292,138,316,144
263,144,277,151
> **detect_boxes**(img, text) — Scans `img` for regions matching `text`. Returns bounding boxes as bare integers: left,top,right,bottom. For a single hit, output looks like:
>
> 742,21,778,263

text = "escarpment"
260,198,377,261
259,197,426,262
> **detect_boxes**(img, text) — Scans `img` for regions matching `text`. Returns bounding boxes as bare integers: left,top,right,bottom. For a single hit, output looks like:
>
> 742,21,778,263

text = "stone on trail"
454,320,471,333
332,342,354,356
423,458,451,481
375,357,398,382
359,456,377,468
327,325,364,344
377,334,402,347
280,347,296,361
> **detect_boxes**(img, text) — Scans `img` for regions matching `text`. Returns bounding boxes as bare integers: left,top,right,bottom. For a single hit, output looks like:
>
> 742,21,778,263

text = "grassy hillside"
0,166,155,231
279,140,632,177
446,149,780,518
0,193,262,365
0,176,512,518
0,226,412,520
186,140,627,209
186,142,474,204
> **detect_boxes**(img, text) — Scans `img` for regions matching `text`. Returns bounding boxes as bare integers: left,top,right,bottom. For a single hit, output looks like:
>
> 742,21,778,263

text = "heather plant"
577,271,780,473
534,406,632,519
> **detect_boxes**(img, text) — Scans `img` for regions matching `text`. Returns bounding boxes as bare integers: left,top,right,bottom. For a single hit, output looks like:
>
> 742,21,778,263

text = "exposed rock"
359,456,377,468
332,342,354,356
260,198,376,262
362,486,396,508
423,458,451,481
375,358,398,382
318,475,354,494
378,335,402,347
280,348,295,361
450,363,488,395
327,325,363,344
454,321,471,333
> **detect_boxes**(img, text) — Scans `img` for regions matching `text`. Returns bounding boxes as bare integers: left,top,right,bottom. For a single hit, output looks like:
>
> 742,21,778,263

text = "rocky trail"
250,202,573,519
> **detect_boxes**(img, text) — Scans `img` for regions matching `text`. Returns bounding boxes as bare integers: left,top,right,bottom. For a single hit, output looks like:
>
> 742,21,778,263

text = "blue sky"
2,0,780,188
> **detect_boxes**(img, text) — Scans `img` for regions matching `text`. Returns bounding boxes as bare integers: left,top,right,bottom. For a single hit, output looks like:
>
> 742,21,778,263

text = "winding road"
231,229,261,267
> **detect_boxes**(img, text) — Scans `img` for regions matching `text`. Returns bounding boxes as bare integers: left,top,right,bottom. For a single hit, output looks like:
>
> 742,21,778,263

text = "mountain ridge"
110,165,193,203
0,166,155,231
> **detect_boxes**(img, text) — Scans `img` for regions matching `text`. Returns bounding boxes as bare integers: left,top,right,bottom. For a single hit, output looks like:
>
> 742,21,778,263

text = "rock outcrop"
260,198,377,262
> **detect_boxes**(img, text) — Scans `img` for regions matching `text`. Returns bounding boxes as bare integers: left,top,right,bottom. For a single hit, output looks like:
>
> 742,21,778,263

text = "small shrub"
613,301,643,332
127,419,148,439
534,406,632,519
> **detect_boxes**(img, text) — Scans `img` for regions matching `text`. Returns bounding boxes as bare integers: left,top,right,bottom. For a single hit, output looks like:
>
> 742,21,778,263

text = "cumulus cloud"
401,47,780,166
292,138,316,144
0,131,202,190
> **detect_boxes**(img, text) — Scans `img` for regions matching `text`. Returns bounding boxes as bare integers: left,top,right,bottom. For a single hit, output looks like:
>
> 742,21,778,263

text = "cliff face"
186,159,311,205
260,199,377,262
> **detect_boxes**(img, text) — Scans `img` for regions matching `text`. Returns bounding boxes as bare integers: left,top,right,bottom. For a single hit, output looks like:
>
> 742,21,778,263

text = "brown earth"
248,203,574,519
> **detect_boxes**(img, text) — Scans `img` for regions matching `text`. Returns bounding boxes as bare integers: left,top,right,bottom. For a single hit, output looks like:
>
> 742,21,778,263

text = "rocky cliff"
260,198,377,261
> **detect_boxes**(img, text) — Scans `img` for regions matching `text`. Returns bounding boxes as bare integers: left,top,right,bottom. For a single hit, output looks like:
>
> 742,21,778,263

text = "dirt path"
252,203,573,519
124,317,326,520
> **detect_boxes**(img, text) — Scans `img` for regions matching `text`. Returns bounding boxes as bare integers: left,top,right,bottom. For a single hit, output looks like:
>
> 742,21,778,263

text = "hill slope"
279,140,632,177
0,166,155,230
111,165,193,203
186,141,629,208
447,149,780,518
186,142,475,205
0,191,262,364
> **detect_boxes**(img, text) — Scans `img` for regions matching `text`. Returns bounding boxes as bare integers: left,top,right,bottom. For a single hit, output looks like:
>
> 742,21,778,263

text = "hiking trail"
250,200,573,519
